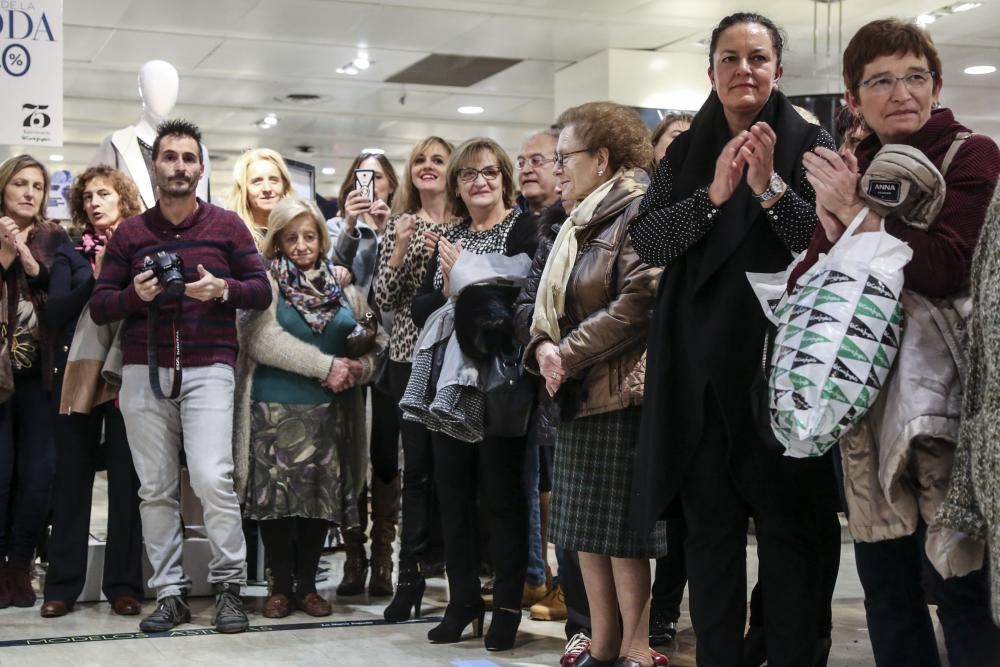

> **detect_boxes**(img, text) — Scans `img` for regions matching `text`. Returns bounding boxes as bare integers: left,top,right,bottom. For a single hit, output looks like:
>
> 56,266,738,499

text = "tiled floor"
0,474,943,666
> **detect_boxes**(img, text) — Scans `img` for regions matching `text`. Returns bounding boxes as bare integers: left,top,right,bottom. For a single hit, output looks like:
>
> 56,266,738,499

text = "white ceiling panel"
94,30,224,70
473,60,572,96
234,1,368,43
115,0,258,32
351,5,491,53
64,0,132,27
64,27,113,63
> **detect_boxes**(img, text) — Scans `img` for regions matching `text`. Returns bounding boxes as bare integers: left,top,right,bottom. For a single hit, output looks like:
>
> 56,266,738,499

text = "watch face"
770,172,783,191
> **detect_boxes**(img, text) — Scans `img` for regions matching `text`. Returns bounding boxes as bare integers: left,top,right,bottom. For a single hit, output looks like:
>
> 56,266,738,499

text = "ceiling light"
950,2,981,11
322,167,337,175
964,65,996,75
343,65,359,76
353,54,371,70
257,121,272,129
362,148,385,155
916,14,937,25
457,105,484,114
49,154,63,162
263,113,278,126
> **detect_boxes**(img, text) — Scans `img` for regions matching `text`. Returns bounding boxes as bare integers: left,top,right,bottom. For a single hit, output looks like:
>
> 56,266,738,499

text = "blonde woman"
375,136,457,622
227,148,296,248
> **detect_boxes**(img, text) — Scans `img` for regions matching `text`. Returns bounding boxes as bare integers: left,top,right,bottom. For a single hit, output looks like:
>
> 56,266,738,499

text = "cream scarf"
531,169,624,343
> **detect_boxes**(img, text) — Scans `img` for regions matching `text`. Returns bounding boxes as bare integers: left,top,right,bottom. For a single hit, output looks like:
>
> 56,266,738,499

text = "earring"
597,169,604,177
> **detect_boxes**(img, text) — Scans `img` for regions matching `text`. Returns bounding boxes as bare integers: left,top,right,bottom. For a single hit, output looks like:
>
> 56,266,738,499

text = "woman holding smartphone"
324,152,401,598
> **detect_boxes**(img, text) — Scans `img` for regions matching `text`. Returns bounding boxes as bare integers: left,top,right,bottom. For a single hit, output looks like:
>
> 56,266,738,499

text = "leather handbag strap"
941,131,973,177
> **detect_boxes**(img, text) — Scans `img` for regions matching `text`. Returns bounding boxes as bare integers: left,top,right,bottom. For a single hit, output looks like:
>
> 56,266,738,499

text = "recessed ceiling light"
353,54,371,70
322,167,337,175
916,14,937,25
257,121,272,129
263,114,278,126
362,148,385,155
344,65,359,76
457,105,484,114
964,65,996,75
951,2,981,12
49,154,63,162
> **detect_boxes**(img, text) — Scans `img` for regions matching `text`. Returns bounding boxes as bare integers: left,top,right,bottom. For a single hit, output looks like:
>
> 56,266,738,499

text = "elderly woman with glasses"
792,19,1000,666
409,137,538,652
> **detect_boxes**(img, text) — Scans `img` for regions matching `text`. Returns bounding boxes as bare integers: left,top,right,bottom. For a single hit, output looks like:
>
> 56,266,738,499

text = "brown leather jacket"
524,170,661,418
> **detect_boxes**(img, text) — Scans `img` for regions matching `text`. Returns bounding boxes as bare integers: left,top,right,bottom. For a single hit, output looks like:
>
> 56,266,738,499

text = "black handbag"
482,346,534,438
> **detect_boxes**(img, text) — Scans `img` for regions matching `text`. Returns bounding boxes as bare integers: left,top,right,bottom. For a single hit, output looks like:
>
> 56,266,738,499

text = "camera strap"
147,299,183,400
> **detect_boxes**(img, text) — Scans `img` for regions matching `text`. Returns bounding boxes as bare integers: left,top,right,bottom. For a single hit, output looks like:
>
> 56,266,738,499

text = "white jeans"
120,364,246,600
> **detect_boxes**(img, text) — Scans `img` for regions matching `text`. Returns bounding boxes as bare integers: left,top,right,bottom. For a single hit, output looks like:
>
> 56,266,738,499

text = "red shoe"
651,648,670,665
561,632,591,666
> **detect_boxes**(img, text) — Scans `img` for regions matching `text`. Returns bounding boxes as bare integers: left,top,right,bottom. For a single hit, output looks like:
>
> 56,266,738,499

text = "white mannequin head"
138,60,179,123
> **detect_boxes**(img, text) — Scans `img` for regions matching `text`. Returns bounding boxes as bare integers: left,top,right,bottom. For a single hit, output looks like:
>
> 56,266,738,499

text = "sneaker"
139,595,191,633
213,583,249,634
521,580,549,608
529,584,568,621
560,632,591,667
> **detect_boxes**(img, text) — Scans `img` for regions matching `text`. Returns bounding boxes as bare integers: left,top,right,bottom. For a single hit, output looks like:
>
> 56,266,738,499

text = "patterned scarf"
76,228,107,266
270,256,344,334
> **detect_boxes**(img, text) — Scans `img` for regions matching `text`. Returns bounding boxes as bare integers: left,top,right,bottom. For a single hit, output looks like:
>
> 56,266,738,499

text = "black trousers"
369,382,400,485
651,516,687,622
681,399,831,667
389,361,443,570
432,431,528,609
0,375,56,563
44,402,144,604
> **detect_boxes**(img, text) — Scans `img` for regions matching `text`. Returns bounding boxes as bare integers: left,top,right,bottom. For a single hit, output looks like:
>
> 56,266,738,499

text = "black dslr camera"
143,251,186,297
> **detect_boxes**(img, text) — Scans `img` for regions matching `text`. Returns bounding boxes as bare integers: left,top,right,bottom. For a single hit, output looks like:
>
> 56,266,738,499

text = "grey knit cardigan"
938,181,1000,625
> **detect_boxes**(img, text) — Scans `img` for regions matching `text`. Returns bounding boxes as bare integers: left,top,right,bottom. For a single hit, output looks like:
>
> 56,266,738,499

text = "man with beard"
90,119,271,634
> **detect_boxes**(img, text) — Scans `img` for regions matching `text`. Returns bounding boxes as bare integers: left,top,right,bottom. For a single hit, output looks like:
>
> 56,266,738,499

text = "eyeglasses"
516,154,556,170
553,148,591,169
859,70,936,96
458,165,502,183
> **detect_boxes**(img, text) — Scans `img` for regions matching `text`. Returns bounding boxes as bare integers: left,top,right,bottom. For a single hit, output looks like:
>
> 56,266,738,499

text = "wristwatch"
218,282,230,303
753,172,787,203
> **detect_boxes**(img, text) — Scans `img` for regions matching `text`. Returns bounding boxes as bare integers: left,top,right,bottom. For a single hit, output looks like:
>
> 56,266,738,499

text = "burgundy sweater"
789,109,1000,296
89,199,271,369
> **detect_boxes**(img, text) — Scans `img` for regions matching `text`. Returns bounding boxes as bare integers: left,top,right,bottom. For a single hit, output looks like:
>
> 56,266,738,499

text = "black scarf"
630,89,820,531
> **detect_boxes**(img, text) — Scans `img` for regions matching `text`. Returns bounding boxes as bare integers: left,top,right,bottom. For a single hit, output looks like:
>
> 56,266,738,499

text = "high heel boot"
427,603,485,643
484,608,521,651
383,567,425,623
369,475,400,597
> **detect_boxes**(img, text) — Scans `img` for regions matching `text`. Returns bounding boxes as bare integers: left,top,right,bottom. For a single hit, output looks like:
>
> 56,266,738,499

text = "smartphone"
354,169,376,203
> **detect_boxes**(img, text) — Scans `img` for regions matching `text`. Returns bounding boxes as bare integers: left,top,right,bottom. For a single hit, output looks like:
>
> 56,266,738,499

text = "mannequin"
91,60,211,209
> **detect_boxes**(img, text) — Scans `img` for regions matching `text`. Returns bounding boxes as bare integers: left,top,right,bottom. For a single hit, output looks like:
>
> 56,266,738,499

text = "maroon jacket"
789,108,1000,296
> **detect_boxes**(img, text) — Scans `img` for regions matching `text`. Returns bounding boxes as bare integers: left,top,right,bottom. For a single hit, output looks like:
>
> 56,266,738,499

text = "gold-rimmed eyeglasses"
553,148,591,169
859,70,936,96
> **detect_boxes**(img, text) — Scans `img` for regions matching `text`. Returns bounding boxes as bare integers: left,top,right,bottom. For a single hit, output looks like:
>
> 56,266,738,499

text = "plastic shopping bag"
747,208,913,457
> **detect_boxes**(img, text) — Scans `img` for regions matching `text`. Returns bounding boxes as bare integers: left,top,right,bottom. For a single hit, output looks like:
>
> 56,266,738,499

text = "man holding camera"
90,120,271,633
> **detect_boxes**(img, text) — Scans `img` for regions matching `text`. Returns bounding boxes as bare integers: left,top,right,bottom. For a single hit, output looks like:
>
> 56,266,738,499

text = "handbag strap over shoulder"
940,132,973,178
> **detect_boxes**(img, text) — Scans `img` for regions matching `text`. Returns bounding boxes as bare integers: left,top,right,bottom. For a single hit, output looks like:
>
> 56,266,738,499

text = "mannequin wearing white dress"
91,60,211,209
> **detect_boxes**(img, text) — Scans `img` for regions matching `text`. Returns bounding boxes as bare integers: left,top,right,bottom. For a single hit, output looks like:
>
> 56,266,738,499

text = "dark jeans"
855,523,1000,667
44,403,144,604
432,431,528,609
389,361,442,571
651,517,687,622
0,375,56,563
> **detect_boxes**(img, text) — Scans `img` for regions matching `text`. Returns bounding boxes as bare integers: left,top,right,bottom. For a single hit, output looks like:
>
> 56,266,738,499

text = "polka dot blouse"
629,129,837,267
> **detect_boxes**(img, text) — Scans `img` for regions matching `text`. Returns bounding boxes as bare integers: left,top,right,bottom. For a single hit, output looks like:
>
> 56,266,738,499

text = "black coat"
41,242,95,379
628,90,833,531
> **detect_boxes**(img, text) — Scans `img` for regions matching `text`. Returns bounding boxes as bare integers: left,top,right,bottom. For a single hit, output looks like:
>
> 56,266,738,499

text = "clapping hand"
742,122,778,197
804,147,879,240
438,238,461,297
708,131,750,207
0,219,18,270
0,217,39,276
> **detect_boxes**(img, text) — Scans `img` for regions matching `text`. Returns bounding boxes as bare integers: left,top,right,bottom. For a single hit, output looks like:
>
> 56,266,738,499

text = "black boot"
384,567,425,623
427,604,485,643
484,608,521,651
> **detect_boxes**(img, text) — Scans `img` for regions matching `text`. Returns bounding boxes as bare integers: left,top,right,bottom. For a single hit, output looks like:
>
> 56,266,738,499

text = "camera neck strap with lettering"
147,299,183,400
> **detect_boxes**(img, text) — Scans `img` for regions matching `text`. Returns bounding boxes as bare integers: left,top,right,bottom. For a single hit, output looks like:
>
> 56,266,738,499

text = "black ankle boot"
484,608,521,651
383,569,425,623
427,604,485,643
